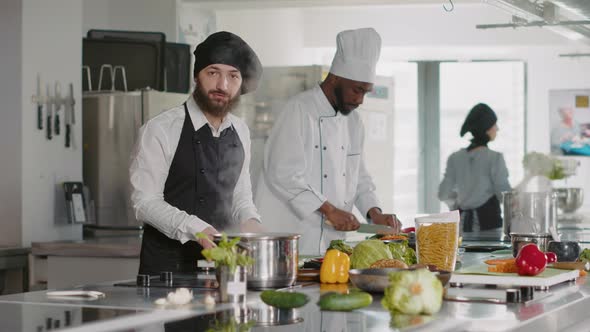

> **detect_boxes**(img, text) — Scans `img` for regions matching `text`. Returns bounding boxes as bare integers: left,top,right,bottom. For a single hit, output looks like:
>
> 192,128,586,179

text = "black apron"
138,103,245,275
460,195,502,232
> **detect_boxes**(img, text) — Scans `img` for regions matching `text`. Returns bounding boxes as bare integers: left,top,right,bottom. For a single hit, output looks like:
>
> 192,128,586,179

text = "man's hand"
368,208,402,234
319,201,360,232
196,226,218,249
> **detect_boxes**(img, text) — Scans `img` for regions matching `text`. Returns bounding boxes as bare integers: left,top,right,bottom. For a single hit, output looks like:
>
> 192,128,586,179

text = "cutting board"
450,265,580,287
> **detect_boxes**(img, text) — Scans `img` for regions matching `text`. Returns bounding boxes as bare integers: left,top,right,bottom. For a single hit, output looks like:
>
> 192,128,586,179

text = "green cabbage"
388,241,417,265
350,240,392,269
381,269,443,315
328,240,353,255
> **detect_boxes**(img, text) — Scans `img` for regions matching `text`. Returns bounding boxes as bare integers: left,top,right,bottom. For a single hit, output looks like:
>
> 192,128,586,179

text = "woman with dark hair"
438,103,511,233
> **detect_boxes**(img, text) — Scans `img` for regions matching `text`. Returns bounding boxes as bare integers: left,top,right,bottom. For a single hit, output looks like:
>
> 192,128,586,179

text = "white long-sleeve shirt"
439,147,511,210
255,85,381,254
129,96,260,244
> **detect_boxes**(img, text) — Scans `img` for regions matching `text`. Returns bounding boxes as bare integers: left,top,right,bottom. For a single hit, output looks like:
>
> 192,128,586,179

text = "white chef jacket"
255,85,380,255
129,96,260,244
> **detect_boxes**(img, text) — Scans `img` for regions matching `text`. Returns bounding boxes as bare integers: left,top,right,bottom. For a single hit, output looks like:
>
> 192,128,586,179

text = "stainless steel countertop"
2,244,590,331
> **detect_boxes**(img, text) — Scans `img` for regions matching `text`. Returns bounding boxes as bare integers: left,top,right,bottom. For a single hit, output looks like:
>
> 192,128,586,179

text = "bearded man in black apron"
129,32,263,275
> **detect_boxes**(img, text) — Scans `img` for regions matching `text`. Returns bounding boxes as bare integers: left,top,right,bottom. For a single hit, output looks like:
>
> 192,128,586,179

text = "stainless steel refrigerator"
82,90,188,235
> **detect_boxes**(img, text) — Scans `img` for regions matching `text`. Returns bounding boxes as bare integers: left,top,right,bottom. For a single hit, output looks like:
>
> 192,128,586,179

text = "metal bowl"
510,233,552,257
349,267,451,293
554,188,584,214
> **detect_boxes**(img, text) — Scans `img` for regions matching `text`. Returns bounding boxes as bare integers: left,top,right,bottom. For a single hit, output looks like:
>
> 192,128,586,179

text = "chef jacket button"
320,119,323,123
323,146,327,150
341,146,344,150
195,139,201,144
324,174,328,178
343,173,346,177
200,168,205,174
199,197,205,203
315,145,318,149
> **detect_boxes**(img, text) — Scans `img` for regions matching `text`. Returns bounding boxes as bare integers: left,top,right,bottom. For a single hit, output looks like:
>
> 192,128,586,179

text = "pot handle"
236,241,251,252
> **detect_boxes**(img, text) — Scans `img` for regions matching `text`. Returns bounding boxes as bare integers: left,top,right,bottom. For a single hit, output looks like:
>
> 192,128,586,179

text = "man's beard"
334,86,356,116
193,84,241,118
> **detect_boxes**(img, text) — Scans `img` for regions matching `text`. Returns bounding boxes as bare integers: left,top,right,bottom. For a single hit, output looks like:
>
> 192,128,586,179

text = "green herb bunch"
196,232,253,273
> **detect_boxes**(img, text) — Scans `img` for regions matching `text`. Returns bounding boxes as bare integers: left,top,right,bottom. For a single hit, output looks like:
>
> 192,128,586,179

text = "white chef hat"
329,28,382,84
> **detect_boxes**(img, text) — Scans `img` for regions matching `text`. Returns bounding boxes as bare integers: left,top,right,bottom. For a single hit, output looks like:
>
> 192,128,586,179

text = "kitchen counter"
30,238,141,289
0,247,30,294
31,237,141,258
2,244,590,331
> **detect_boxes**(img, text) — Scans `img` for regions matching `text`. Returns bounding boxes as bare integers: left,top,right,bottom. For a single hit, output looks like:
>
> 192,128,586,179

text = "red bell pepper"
516,244,547,276
401,227,415,234
545,252,557,264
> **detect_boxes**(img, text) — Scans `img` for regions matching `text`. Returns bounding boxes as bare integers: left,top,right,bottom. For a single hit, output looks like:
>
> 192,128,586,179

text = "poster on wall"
549,89,590,156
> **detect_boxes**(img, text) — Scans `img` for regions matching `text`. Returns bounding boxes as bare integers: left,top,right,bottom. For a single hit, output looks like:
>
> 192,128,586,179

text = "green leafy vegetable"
388,241,417,265
523,152,566,180
350,240,393,269
579,248,590,263
328,240,353,255
196,232,253,274
381,269,443,315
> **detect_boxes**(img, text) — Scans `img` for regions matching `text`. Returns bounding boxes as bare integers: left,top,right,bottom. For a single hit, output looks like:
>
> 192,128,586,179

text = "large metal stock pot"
502,191,557,238
213,233,301,289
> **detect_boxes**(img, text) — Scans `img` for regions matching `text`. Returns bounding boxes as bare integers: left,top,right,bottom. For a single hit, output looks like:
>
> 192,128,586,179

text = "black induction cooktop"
114,271,219,289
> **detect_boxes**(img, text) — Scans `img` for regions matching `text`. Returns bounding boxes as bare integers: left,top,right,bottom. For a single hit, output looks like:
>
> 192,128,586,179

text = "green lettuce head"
388,241,417,265
350,240,393,269
381,269,443,315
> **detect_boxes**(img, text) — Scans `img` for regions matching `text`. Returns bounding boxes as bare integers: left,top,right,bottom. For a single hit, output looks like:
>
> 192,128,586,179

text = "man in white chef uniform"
255,28,401,256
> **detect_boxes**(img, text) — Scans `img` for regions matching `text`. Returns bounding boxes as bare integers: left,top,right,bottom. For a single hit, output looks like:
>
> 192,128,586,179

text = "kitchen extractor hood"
480,0,590,44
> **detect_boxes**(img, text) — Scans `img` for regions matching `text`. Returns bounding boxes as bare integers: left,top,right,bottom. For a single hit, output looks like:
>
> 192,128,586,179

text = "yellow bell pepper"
320,249,350,283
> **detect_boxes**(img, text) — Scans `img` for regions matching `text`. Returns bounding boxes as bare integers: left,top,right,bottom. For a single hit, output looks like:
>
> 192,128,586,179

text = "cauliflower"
381,269,443,315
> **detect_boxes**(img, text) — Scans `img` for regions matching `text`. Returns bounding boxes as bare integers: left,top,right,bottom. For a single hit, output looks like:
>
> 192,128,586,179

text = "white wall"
215,8,310,66
21,0,85,246
0,0,84,247
82,0,179,41
0,0,23,247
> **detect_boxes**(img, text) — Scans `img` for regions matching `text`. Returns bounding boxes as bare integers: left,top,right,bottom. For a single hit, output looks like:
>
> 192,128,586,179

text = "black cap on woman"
460,103,498,150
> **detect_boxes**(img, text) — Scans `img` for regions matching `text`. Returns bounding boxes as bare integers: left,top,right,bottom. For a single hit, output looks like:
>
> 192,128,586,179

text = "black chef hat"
193,31,262,95
460,103,497,137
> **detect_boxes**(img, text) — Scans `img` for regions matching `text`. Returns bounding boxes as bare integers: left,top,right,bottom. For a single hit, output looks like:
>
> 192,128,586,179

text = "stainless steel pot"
213,233,301,289
502,191,557,238
510,233,551,257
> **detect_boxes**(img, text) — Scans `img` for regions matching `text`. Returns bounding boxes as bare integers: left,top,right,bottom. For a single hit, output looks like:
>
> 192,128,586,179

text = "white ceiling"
184,0,479,10
183,0,590,46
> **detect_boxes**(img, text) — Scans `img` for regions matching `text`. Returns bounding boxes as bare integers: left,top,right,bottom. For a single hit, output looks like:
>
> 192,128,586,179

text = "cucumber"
317,291,373,311
260,290,310,309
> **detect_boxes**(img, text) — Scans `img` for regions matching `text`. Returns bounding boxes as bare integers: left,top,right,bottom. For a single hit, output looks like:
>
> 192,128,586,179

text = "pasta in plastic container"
415,210,460,271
